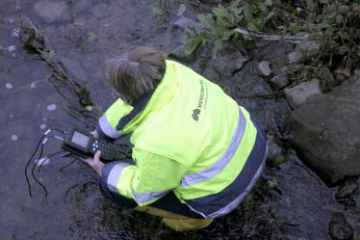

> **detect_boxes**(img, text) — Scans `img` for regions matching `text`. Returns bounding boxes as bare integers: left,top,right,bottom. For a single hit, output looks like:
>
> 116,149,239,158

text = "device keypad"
92,140,111,157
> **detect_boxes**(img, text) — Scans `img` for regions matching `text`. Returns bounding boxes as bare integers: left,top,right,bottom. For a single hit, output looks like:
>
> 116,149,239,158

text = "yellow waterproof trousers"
134,206,214,231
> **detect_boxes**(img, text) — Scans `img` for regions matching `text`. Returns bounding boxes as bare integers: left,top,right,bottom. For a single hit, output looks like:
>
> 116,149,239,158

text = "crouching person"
82,47,267,231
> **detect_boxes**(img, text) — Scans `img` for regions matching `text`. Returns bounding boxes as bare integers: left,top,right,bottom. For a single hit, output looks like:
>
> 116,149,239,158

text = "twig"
234,27,309,44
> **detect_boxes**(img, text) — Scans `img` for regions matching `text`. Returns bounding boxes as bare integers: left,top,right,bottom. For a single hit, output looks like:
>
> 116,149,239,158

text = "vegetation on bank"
183,0,360,89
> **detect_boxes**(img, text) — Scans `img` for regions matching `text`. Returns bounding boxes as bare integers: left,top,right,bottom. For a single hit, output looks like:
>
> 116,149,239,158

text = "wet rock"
172,16,204,34
33,1,69,23
60,58,86,81
339,5,350,14
10,29,20,38
297,40,320,52
287,51,303,64
354,69,360,77
168,45,196,64
72,0,91,15
213,54,249,77
91,4,110,19
250,153,339,240
284,79,322,109
290,77,360,185
265,134,283,162
336,181,358,199
270,75,289,89
254,61,272,77
177,4,187,17
328,213,353,240
7,46,16,53
354,192,360,208
319,66,338,90
334,68,351,83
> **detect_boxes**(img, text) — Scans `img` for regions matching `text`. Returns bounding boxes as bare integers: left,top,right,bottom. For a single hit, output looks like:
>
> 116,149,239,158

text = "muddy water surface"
1,0,359,239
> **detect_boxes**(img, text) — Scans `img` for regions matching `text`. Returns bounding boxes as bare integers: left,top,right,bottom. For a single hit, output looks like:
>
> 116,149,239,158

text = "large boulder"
284,78,323,109
290,77,360,186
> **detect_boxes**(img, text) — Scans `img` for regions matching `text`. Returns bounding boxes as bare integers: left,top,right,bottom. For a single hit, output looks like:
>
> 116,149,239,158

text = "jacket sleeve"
100,149,188,206
96,98,133,140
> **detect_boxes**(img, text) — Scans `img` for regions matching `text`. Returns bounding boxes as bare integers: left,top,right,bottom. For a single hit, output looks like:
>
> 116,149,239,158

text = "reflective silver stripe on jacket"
207,160,265,218
180,109,246,187
107,163,131,193
131,188,170,204
99,114,121,139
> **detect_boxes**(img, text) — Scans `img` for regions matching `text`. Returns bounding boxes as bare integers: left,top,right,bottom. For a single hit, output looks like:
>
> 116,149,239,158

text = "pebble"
287,51,303,64
255,61,272,77
177,4,187,17
40,124,47,129
5,83,13,89
271,75,290,89
9,114,14,118
46,104,57,111
336,181,358,199
11,29,20,38
8,46,16,52
30,82,37,88
298,40,320,52
11,135,18,141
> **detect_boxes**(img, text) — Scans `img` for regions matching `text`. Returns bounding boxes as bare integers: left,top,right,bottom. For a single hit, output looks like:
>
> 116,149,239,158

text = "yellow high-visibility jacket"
97,60,267,218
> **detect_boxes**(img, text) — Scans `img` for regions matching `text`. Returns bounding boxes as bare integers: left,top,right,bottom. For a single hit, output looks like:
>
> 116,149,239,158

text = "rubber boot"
134,206,214,231
162,217,214,231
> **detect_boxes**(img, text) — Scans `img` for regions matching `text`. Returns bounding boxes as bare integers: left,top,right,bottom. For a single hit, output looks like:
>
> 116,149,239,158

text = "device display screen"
71,131,90,148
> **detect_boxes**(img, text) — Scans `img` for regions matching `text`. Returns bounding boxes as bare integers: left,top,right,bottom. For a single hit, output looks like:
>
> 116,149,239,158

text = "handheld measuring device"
61,127,122,162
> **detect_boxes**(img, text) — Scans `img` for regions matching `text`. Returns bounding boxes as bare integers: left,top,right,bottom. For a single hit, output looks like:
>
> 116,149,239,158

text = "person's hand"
90,130,99,138
82,151,105,177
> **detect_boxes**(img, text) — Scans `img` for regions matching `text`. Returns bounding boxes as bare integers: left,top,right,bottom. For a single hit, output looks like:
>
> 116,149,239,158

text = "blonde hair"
103,47,165,103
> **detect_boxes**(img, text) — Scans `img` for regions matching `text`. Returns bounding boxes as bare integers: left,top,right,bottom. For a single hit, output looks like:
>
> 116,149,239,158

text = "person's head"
103,46,166,104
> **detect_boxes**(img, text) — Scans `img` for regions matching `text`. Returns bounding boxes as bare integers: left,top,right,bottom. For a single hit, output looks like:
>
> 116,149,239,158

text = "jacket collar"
118,60,179,134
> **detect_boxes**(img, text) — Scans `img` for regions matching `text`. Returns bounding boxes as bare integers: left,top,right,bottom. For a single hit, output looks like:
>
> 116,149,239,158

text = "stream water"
1,0,359,239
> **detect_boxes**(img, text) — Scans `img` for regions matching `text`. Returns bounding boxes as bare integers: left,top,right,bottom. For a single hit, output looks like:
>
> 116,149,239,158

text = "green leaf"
270,156,286,169
265,0,273,6
288,22,301,35
247,19,264,32
221,30,234,41
212,4,229,20
306,0,317,12
198,13,218,34
85,105,94,111
231,0,241,8
231,6,243,19
244,3,254,22
337,45,349,55
212,39,222,58
256,2,268,13
185,33,208,54
86,31,97,42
